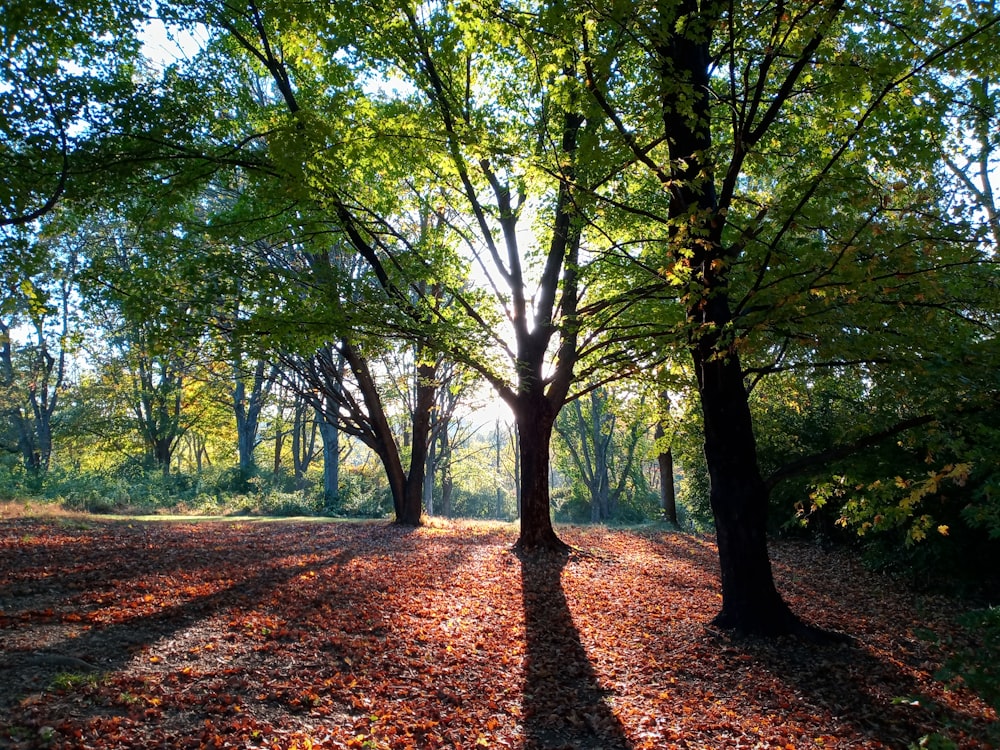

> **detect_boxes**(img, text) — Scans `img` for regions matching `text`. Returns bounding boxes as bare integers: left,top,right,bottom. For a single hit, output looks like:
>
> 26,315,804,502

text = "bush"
448,487,511,520
321,470,392,518
552,487,589,523
613,489,662,525
938,607,1000,714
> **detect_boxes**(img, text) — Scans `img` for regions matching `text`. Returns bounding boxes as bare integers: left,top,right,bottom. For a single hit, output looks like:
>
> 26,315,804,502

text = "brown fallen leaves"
0,516,995,749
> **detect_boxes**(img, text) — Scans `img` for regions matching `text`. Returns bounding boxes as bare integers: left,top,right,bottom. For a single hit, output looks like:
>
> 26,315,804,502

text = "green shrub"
938,607,1000,714
321,472,392,518
552,486,589,523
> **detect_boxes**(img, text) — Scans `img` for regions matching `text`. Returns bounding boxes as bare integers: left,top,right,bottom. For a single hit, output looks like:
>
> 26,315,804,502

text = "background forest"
1,0,999,593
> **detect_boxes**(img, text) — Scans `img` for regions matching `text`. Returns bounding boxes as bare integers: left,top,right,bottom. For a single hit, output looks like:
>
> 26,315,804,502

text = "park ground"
0,503,996,749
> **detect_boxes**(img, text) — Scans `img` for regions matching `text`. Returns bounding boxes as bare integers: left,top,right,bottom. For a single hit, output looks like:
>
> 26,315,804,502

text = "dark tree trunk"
657,0,806,635
236,413,256,476
693,340,800,633
341,342,408,521
654,423,678,526
341,341,431,526
513,392,567,551
153,437,173,477
397,360,436,526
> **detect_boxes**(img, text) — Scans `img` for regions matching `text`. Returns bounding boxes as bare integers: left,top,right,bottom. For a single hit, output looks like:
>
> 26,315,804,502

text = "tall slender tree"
574,0,1000,633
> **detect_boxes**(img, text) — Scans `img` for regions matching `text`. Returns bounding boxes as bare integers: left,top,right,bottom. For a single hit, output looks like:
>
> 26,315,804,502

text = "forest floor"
0,505,996,749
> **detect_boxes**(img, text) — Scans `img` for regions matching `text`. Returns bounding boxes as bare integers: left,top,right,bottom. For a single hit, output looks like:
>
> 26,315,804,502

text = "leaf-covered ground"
0,513,995,749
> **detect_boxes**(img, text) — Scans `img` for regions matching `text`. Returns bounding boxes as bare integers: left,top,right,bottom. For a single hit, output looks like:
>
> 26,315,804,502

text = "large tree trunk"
235,409,257,476
341,342,409,522
659,0,804,635
397,360,436,526
341,341,431,526
153,437,173,477
693,340,800,634
513,392,567,551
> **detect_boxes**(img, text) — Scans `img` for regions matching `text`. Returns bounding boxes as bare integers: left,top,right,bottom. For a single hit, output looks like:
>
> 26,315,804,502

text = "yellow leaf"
937,525,949,536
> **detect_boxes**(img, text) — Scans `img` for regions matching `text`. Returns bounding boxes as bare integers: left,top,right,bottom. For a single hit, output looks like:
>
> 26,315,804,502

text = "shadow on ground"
520,548,633,750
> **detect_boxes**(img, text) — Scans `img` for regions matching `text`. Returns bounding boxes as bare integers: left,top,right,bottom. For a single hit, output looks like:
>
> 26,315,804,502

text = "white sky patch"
138,16,206,67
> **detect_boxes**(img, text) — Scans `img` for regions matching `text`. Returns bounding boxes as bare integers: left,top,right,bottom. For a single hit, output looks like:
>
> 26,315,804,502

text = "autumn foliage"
0,514,995,749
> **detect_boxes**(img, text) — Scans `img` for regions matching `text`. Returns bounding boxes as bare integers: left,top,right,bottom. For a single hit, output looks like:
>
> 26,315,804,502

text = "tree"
150,0,676,548
278,335,436,525
126,335,189,474
554,387,648,522
232,355,275,479
653,390,679,527
580,0,1000,634
0,239,78,473
0,0,144,229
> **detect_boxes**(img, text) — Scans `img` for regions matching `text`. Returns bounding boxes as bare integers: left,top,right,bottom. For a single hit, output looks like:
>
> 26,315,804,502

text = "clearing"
0,512,995,749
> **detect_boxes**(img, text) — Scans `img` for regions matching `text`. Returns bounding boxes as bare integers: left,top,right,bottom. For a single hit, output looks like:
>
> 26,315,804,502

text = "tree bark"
234,358,272,479
657,0,804,635
317,409,340,511
343,342,407,520
398,359,436,526
654,422,678,526
513,392,567,551
693,338,800,633
340,341,432,526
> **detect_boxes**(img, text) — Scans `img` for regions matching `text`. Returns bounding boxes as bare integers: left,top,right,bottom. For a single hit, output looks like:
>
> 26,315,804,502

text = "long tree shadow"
705,630,996,746
632,530,995,745
0,519,493,741
520,549,633,750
